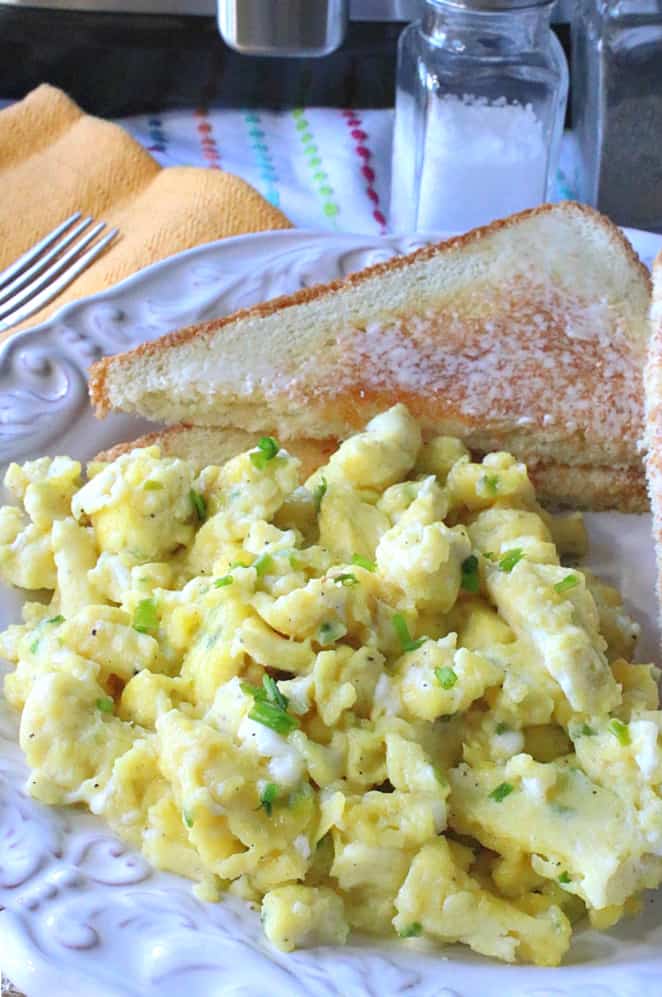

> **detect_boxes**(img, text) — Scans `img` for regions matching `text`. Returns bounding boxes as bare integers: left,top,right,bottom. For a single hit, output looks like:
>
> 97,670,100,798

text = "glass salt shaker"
572,0,662,232
389,0,569,233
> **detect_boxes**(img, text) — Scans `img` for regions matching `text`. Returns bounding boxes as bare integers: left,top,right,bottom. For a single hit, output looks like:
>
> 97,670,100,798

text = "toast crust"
94,423,648,514
89,202,651,430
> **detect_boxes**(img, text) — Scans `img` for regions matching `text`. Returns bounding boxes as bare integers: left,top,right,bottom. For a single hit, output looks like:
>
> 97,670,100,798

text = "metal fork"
0,212,119,332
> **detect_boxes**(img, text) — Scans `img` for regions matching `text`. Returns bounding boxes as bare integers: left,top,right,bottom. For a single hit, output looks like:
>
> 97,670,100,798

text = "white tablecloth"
119,107,580,233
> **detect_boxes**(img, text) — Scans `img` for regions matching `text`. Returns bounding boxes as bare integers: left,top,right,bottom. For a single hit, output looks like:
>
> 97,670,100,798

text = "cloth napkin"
0,85,291,339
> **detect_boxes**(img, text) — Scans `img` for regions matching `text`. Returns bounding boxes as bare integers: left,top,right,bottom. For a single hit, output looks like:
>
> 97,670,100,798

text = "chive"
489,781,514,802
460,554,480,593
249,699,299,735
580,723,596,737
133,598,158,633
250,436,280,470
260,782,279,816
333,572,358,587
143,479,164,491
29,614,65,653
481,474,500,495
255,554,274,578
435,666,458,690
263,674,289,710
392,613,426,653
214,575,233,588
313,476,328,512
498,548,524,573
288,552,303,569
240,680,265,701
558,871,571,885
96,696,114,713
183,811,194,828
189,488,207,522
399,922,423,938
229,558,252,569
495,722,510,734
318,620,348,645
352,553,376,572
433,765,448,787
554,574,579,594
482,551,496,561
608,718,630,746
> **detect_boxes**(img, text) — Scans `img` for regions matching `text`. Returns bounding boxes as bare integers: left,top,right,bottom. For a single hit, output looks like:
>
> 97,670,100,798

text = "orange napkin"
0,85,292,339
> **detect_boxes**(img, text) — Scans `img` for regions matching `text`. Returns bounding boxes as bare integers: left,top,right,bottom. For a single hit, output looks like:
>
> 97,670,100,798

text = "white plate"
1,227,661,997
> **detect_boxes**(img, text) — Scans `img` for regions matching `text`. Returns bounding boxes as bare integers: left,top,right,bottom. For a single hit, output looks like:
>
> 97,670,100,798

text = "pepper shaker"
389,0,569,233
572,0,662,232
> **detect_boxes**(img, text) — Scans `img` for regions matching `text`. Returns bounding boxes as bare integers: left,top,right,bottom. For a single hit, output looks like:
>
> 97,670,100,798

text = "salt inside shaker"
390,0,569,233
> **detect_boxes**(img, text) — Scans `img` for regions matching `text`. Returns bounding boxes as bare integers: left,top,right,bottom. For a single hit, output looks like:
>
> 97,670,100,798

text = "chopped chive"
143,479,164,491
554,574,579,594
240,680,265,701
255,553,274,578
352,553,376,572
29,639,39,654
433,765,448,787
399,922,423,938
580,723,596,737
263,674,289,710
333,572,358,587
189,488,207,522
608,718,630,746
288,552,303,569
481,473,500,495
183,811,194,828
495,722,510,735
229,558,253,569
489,781,514,802
318,620,348,645
558,871,571,885
47,615,64,624
133,598,158,633
249,699,299,735
482,551,496,561
498,548,524,573
260,782,279,816
250,436,280,470
214,575,233,588
313,477,328,512
435,666,458,690
460,554,480,593
96,696,114,714
392,613,426,653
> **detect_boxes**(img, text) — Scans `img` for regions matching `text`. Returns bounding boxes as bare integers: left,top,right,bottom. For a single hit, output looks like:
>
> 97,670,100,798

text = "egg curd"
1,404,661,965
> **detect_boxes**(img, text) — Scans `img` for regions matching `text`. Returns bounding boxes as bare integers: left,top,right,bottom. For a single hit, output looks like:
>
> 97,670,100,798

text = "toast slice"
89,202,650,474
95,423,648,513
645,252,662,607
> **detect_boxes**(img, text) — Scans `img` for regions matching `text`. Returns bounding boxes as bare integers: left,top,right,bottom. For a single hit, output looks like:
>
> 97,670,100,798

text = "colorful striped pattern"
341,109,387,233
292,107,340,225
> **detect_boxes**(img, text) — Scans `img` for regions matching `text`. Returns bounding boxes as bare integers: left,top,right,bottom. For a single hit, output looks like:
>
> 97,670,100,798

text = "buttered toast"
96,422,647,513
89,202,651,509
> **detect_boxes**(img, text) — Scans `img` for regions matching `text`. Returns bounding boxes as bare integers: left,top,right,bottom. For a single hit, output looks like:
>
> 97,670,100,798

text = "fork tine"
0,216,94,307
0,226,118,333
0,212,82,290
0,222,108,321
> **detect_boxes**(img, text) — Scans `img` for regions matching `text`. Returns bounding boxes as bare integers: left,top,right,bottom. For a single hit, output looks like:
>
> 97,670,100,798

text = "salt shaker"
389,0,569,233
572,0,662,232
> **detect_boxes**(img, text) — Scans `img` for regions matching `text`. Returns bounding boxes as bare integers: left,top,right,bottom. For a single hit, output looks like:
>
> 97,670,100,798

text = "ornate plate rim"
1,225,662,997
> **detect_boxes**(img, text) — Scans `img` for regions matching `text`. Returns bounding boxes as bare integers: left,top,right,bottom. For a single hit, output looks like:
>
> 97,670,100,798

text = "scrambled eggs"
1,404,660,966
